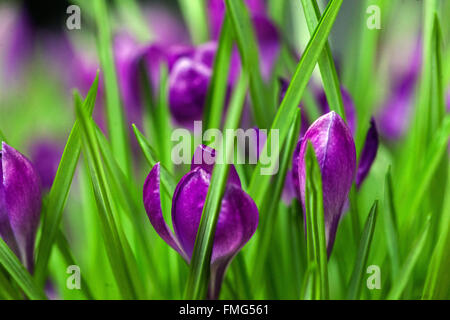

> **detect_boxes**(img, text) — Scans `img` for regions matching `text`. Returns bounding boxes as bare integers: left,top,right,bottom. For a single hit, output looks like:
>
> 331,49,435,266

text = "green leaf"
387,217,431,300
300,0,346,121
75,93,142,299
34,75,99,285
225,0,272,128
184,74,249,300
203,16,234,130
0,238,46,300
93,0,131,176
247,0,344,208
383,166,400,280
132,124,177,198
178,0,209,44
304,142,329,300
250,108,302,294
347,201,379,300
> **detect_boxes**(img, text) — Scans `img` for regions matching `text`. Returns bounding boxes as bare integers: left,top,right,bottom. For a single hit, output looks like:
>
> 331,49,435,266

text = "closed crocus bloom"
0,142,42,271
29,140,63,191
143,145,258,299
297,112,356,255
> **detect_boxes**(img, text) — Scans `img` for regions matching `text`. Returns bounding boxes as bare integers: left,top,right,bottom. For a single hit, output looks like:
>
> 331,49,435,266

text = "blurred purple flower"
356,119,379,189
145,5,190,46
0,142,42,271
377,40,422,140
143,145,258,299
296,112,356,255
29,140,63,191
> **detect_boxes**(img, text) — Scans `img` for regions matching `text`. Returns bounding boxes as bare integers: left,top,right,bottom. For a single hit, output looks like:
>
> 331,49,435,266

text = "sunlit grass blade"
347,201,379,300
0,267,21,299
76,96,142,299
251,108,301,294
203,16,233,130
184,74,248,299
94,0,131,176
422,163,450,299
178,0,209,44
0,128,7,143
34,75,99,285
300,0,345,121
0,238,46,300
387,216,431,300
383,166,400,280
248,0,343,209
225,0,272,128
304,142,328,300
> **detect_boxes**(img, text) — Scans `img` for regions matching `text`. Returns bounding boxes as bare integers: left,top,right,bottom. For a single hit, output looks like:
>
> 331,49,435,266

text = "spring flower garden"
0,0,449,301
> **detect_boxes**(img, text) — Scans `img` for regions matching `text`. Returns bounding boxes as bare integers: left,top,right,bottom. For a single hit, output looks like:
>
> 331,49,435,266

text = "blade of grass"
300,0,346,121
93,0,131,176
383,166,400,280
184,74,248,299
347,201,379,300
387,216,431,300
248,0,343,209
0,238,46,300
225,0,272,128
34,75,99,285
304,142,329,300
178,0,209,44
204,16,233,130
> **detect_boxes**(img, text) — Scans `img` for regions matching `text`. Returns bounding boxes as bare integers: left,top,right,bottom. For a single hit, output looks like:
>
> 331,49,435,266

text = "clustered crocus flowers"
0,142,41,271
143,145,258,299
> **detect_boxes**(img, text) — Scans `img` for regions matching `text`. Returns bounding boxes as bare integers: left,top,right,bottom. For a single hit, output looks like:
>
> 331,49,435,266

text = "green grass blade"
300,0,345,121
178,0,209,44
304,142,329,300
204,16,234,130
383,166,400,280
0,128,7,143
347,201,379,300
184,74,248,300
387,217,431,300
0,238,46,300
248,0,343,209
93,0,131,176
225,0,272,128
34,76,99,285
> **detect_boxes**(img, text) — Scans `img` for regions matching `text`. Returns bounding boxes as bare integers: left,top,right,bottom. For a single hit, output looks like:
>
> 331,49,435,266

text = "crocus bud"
143,145,258,299
29,140,63,191
356,118,379,189
0,142,42,271
297,112,356,255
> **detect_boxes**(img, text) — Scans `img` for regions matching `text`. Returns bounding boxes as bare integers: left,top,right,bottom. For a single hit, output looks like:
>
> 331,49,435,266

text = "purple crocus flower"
296,112,356,255
143,145,258,299
376,40,422,140
0,142,42,271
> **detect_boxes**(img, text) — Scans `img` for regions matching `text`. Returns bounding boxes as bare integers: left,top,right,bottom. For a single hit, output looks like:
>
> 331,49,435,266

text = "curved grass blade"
204,16,233,130
184,74,248,300
300,0,346,121
225,0,272,128
387,216,431,300
304,142,329,300
347,201,379,300
0,238,46,300
248,0,344,208
34,75,99,285
94,0,131,176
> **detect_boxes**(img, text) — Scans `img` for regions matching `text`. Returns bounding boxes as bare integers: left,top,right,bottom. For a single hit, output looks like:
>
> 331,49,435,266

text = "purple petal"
191,145,241,188
1,142,42,271
252,15,280,81
356,119,379,189
29,140,63,191
194,42,218,69
143,163,187,259
169,58,211,126
145,5,190,46
171,167,258,264
297,112,356,255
